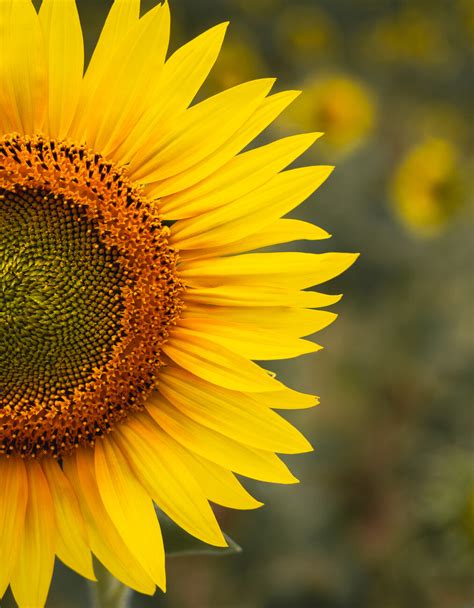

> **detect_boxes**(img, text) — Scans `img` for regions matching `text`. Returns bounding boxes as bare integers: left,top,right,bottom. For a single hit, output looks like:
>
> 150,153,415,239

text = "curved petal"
172,166,333,250
42,459,95,581
0,0,47,135
10,462,55,608
160,131,320,219
116,413,227,547
64,449,157,595
147,393,299,484
180,252,359,290
0,458,28,600
112,22,229,166
179,218,330,260
128,78,275,182
39,0,84,138
145,90,303,203
158,365,313,453
163,328,283,392
175,317,322,360
95,438,166,591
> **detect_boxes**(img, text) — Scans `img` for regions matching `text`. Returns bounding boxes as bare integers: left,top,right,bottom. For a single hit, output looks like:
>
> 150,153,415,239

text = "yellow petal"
147,394,299,484
160,129,319,218
10,461,55,608
129,78,275,183
254,387,319,410
185,285,343,308
172,166,333,250
80,2,170,155
116,413,227,547
147,90,303,203
163,328,283,392
95,438,166,590
42,459,95,581
0,457,27,599
112,22,229,166
183,304,337,337
176,317,322,360
64,449,156,595
0,0,47,135
177,451,263,510
180,252,359,289
179,218,329,259
159,365,313,453
38,0,84,138
81,0,140,88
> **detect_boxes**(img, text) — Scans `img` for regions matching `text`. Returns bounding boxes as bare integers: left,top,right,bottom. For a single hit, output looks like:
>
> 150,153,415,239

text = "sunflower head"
0,1,357,607
0,134,183,459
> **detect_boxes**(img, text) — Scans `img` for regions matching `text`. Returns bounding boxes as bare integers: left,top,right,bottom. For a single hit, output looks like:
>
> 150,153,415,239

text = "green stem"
88,561,133,608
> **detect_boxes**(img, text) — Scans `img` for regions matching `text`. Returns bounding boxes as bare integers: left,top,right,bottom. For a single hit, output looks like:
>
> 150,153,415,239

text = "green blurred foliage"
14,1,472,607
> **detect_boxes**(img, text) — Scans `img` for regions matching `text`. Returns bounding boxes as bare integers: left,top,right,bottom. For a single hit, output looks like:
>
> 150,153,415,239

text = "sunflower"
0,1,357,606
284,74,376,157
391,138,465,236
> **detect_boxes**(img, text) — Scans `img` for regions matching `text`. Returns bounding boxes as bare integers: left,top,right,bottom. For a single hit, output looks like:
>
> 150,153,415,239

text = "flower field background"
7,1,472,607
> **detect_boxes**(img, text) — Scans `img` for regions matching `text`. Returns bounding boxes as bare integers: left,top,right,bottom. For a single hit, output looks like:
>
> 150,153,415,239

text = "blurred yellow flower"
285,74,376,156
391,139,466,237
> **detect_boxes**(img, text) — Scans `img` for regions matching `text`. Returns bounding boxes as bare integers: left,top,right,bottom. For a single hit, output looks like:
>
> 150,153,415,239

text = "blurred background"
15,1,473,607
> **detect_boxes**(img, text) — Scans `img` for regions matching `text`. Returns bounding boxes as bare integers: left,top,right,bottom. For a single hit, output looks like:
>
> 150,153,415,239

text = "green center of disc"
0,187,127,408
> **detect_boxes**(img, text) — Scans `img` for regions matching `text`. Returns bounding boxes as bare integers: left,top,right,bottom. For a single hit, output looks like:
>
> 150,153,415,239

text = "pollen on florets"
0,134,184,459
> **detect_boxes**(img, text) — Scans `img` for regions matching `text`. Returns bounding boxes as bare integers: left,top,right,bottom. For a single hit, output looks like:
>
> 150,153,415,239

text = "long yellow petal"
10,462,55,608
0,458,27,600
172,166,333,249
176,317,322,360
159,366,313,453
163,328,283,391
64,449,156,595
185,285,343,308
158,127,319,218
95,438,166,591
180,252,359,289
160,363,319,410
183,304,337,337
129,78,275,183
112,22,228,166
147,394,299,484
179,218,329,259
146,90,302,202
69,0,140,142
42,459,95,581
81,2,170,155
176,451,263,510
39,0,84,138
116,413,227,547
82,0,140,86
0,0,47,135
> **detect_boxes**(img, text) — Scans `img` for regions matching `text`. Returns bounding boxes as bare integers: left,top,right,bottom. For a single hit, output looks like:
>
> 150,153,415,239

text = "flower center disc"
0,135,183,458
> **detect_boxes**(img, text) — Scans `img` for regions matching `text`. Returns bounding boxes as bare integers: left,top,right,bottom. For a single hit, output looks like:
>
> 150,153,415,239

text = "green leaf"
156,508,242,557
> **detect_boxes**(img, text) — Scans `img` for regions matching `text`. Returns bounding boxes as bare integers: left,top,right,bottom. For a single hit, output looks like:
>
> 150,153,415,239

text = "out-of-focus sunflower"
391,138,466,237
285,74,376,157
0,1,357,606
